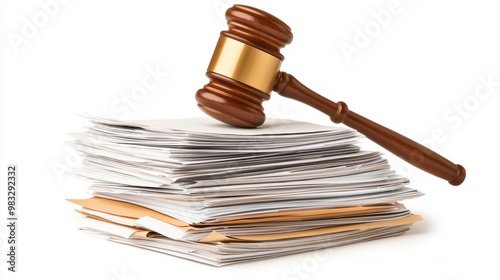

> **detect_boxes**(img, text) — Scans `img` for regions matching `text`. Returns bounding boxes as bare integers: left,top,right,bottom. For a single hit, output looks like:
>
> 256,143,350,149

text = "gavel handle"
274,72,466,186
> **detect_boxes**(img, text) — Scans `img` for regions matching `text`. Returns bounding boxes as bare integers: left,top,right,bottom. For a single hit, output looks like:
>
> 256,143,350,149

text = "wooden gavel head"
195,4,293,128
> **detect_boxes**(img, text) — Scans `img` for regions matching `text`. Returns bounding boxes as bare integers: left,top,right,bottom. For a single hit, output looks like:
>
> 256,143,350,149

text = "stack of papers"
67,116,424,266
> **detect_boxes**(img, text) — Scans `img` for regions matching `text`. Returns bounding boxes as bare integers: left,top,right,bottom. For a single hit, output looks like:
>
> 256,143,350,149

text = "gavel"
195,4,466,186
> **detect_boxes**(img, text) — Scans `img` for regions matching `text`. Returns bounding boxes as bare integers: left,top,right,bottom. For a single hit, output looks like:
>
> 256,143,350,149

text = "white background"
1,0,499,279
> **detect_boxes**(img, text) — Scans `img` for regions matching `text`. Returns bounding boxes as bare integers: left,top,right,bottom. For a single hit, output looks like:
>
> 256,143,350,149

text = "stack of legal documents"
67,116,423,266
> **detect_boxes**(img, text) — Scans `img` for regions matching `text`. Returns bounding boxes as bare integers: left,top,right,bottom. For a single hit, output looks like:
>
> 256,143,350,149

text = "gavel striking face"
196,5,466,186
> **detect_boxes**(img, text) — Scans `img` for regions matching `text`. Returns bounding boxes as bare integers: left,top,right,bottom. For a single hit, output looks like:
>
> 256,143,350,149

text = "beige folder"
68,197,422,243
